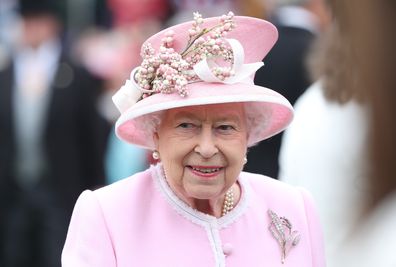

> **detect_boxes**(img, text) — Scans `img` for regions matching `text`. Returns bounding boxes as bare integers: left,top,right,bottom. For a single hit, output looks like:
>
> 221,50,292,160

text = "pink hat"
112,12,293,150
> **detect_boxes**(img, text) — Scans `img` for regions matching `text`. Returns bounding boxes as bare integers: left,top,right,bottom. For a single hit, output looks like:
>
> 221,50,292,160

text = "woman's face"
154,103,248,202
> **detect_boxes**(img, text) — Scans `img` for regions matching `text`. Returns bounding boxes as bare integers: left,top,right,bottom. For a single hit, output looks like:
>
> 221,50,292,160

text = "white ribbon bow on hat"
112,78,143,114
193,38,263,84
112,38,264,113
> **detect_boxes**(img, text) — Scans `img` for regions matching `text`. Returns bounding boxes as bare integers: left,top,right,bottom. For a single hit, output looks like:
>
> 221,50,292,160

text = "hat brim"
115,82,293,149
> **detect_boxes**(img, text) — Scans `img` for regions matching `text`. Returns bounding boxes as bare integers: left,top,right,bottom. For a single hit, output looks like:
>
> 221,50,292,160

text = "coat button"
223,243,233,255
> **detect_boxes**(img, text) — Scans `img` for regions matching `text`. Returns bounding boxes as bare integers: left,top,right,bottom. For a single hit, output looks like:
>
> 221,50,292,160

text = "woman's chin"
184,185,223,201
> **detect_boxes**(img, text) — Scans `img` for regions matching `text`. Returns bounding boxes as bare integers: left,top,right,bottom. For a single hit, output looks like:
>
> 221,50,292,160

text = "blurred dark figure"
0,0,110,266
244,0,330,177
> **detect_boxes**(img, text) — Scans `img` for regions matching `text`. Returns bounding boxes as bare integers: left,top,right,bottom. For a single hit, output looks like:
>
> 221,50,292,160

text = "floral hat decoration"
112,12,294,149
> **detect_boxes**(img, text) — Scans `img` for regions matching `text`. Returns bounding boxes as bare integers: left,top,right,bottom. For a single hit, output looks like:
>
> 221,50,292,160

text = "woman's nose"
194,128,219,158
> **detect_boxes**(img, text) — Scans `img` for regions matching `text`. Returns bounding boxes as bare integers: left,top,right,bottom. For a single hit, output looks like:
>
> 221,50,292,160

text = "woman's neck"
189,183,241,218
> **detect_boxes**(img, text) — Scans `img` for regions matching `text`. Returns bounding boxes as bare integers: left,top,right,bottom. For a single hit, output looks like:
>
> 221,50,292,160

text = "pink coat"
62,164,326,266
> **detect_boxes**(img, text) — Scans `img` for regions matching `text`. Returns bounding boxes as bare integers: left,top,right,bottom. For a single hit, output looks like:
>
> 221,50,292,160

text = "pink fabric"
62,165,326,266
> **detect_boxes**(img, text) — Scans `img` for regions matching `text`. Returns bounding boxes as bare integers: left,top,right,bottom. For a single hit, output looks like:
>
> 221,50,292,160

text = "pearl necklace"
221,187,234,216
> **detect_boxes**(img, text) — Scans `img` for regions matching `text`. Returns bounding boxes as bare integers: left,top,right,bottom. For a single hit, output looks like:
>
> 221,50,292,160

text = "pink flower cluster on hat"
134,11,236,98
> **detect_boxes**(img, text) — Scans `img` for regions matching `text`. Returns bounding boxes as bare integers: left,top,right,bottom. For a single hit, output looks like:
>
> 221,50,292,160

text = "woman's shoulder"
241,171,303,194
91,167,154,206
240,171,316,210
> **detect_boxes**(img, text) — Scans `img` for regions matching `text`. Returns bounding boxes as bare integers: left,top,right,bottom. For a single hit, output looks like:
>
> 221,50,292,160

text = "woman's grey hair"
144,111,164,132
244,102,270,147
136,111,164,148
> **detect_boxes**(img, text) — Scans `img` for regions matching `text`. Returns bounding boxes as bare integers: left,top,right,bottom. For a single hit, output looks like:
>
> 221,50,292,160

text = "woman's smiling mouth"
187,165,224,178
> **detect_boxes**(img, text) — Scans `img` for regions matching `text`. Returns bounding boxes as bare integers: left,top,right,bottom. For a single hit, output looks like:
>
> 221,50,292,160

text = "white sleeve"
279,81,323,185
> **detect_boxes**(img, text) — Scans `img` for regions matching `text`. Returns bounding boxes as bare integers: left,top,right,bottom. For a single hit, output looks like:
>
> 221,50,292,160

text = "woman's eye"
217,125,235,131
177,122,195,129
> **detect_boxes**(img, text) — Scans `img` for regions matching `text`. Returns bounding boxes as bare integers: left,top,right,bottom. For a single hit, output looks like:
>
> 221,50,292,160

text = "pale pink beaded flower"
134,11,236,98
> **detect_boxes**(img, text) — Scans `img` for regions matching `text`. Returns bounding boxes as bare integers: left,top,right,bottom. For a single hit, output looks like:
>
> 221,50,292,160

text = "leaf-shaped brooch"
268,209,301,264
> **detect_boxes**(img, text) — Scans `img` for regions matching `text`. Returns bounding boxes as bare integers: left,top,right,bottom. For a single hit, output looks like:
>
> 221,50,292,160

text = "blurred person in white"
0,0,109,266
328,0,396,265
279,0,396,265
244,0,331,177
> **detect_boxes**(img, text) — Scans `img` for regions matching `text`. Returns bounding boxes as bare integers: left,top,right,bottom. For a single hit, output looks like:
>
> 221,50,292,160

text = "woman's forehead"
164,103,246,121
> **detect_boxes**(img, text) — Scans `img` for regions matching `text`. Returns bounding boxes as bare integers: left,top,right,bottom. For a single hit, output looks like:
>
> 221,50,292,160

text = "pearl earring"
152,150,160,160
243,157,247,164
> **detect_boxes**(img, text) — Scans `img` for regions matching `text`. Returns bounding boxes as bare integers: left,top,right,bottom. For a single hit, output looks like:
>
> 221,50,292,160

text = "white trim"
206,222,226,267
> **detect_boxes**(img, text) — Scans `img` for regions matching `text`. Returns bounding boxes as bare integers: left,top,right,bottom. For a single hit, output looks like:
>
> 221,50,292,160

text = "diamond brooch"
268,209,301,264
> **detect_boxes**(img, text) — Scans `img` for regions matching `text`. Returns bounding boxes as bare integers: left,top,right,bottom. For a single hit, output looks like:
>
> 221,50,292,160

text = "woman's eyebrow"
173,113,242,123
172,111,200,120
215,114,242,122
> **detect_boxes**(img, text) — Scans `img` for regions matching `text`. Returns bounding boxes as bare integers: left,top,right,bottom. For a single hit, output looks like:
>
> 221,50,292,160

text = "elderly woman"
62,12,325,266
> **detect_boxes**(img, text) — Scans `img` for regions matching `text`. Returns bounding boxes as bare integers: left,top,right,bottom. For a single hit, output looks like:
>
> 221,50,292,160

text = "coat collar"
151,163,250,228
